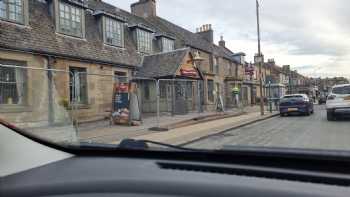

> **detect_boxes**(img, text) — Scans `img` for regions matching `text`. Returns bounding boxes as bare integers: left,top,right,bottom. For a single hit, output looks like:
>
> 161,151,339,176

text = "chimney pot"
196,24,214,43
219,35,225,47
131,0,157,18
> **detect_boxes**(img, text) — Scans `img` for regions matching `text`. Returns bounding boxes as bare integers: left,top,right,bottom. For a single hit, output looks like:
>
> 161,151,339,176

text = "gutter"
0,45,137,70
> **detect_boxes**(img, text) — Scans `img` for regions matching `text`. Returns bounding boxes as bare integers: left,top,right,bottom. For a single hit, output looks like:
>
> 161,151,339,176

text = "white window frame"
161,37,174,52
103,16,124,47
69,67,88,105
137,28,153,53
0,0,26,24
0,62,26,106
57,1,84,38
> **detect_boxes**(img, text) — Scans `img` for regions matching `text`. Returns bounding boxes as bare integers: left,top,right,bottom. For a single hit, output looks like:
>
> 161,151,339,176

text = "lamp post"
256,0,264,116
193,51,204,113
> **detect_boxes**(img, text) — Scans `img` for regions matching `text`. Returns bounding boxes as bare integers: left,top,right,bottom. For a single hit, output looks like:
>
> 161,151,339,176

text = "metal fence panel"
0,64,77,143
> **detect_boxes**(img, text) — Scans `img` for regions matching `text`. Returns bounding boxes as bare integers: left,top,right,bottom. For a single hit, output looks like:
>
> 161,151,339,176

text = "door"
174,81,187,115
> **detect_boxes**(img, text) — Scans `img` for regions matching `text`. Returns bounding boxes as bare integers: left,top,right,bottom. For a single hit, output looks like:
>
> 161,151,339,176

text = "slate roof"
0,0,237,70
146,16,235,60
136,48,189,78
0,0,141,67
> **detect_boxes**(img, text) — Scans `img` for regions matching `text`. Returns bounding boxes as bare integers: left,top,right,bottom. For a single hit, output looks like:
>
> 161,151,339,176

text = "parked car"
326,84,350,121
279,94,314,116
319,94,327,104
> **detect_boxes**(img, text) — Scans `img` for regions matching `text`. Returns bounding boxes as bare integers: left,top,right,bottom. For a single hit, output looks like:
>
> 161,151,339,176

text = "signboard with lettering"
245,65,255,76
180,68,198,77
112,83,130,125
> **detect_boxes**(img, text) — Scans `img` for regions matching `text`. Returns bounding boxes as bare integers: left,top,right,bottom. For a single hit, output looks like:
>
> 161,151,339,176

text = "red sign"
180,68,197,77
115,83,129,93
245,65,255,76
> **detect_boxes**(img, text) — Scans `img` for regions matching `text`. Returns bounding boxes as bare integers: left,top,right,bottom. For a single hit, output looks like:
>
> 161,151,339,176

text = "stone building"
129,0,245,111
0,0,246,127
0,0,136,127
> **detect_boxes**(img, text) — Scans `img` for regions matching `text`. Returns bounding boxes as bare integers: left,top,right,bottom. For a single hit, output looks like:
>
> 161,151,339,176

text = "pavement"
77,105,277,144
186,105,350,151
132,110,278,145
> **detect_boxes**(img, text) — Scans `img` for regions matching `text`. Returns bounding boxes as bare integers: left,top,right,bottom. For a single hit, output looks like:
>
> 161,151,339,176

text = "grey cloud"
104,0,350,75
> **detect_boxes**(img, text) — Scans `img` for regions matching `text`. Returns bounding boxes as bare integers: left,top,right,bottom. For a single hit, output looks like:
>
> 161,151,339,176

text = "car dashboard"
2,155,350,197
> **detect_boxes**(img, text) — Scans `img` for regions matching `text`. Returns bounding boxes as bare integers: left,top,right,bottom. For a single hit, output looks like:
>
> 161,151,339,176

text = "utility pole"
256,0,264,115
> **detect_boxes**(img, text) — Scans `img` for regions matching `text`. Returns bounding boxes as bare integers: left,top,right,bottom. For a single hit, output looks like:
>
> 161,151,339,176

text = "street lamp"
256,0,264,116
193,50,205,113
193,50,204,68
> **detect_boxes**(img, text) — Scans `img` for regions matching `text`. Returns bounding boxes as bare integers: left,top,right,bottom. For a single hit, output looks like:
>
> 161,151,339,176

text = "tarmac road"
187,105,350,151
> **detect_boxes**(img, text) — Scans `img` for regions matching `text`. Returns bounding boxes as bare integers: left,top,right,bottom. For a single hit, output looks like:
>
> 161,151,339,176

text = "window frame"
161,37,175,52
114,71,128,83
214,57,219,74
56,0,85,38
0,60,27,106
144,83,150,100
103,16,124,48
207,79,214,103
136,28,153,53
0,0,26,25
69,67,88,105
229,62,233,76
159,82,167,99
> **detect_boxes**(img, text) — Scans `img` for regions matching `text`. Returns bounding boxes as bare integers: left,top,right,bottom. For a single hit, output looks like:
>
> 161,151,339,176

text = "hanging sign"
180,68,198,77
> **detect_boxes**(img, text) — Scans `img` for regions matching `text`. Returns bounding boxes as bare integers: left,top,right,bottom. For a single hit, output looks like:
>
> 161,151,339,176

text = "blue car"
279,94,314,116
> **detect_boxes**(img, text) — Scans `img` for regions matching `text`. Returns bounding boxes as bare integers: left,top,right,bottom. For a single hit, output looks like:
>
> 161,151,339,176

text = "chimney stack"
219,35,225,47
196,24,214,43
131,0,156,18
267,58,275,65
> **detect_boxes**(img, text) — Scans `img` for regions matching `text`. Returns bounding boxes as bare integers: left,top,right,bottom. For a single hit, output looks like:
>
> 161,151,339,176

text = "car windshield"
332,86,350,94
1,0,350,154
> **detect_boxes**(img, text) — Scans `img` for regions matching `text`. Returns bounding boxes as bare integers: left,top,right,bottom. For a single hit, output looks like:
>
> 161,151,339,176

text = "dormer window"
57,1,84,38
103,16,124,47
136,28,153,53
0,0,25,24
161,37,174,52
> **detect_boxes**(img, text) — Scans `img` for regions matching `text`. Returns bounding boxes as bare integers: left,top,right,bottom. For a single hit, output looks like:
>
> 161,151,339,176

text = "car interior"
2,124,350,197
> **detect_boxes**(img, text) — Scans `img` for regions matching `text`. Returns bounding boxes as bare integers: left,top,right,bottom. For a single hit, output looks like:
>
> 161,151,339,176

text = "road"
186,105,350,151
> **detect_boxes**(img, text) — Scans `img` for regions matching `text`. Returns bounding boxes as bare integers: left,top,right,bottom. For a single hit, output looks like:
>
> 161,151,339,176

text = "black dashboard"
2,154,350,197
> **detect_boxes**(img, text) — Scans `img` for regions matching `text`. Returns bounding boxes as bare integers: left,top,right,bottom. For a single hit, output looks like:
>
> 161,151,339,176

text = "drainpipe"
47,56,54,125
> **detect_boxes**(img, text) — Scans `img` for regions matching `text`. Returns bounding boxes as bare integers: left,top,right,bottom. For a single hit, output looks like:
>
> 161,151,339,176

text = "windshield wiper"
119,139,199,151
67,139,199,152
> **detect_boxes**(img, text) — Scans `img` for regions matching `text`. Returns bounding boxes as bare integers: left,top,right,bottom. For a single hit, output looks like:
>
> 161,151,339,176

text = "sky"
104,0,350,78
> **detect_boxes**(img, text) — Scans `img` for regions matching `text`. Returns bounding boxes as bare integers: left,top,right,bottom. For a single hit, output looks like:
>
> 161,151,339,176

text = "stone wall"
0,50,53,128
53,58,131,122
0,50,132,127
